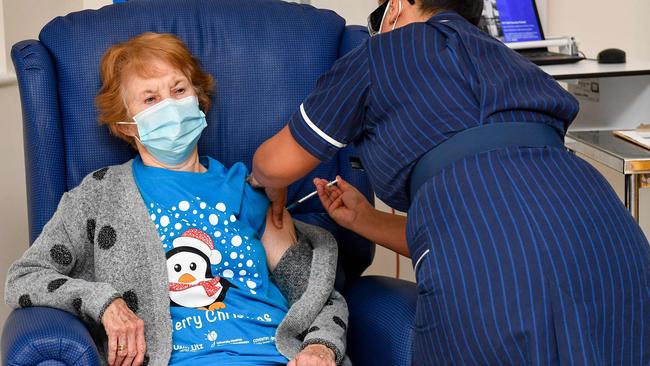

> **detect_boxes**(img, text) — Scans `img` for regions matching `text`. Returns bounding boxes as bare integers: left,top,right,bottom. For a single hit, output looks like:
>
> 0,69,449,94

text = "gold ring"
117,344,127,352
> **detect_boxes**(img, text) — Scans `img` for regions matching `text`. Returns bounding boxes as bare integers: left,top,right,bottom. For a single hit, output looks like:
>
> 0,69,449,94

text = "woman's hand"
101,298,147,366
314,175,373,232
287,344,336,366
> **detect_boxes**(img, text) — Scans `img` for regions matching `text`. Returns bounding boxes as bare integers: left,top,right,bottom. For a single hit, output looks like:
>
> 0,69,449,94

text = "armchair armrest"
2,307,100,365
345,276,417,366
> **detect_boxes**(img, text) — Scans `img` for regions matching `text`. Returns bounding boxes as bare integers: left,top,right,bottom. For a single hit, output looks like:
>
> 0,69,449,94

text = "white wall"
0,78,27,327
535,0,548,30
547,0,650,61
84,0,112,10
0,1,6,74
310,0,376,26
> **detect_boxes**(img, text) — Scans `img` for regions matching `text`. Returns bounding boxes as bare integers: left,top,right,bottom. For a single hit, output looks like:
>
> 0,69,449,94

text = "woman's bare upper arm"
260,208,297,271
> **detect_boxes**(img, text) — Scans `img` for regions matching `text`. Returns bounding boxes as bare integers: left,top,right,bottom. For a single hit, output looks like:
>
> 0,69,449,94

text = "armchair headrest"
39,0,345,190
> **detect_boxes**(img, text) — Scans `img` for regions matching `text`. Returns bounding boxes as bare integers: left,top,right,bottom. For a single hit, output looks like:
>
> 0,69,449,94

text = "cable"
579,50,598,62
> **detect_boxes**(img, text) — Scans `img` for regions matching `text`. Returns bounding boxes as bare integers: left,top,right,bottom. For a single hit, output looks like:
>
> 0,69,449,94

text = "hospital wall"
549,0,650,61
0,0,649,327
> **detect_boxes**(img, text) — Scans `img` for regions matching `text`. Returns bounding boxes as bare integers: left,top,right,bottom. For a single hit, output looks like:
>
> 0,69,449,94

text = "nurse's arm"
355,207,409,258
315,177,410,258
252,125,321,188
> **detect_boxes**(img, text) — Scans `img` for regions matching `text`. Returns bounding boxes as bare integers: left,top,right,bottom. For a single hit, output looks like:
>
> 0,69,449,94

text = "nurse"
252,0,650,364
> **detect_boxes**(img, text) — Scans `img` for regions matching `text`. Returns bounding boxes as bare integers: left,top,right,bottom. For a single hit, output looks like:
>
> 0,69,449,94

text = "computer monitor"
479,0,585,65
479,0,544,43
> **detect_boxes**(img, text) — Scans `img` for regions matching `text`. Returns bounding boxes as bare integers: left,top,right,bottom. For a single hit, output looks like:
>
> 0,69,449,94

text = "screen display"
479,0,543,43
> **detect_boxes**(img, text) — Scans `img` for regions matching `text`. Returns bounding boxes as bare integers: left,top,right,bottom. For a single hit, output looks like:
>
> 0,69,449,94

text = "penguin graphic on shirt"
166,228,237,311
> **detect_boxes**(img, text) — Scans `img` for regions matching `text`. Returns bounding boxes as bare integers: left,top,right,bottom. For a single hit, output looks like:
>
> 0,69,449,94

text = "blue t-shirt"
132,156,289,366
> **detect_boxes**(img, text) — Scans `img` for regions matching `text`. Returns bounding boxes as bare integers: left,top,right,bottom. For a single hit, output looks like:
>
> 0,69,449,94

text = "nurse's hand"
265,186,288,229
247,174,287,229
316,176,410,257
287,344,336,366
314,175,373,232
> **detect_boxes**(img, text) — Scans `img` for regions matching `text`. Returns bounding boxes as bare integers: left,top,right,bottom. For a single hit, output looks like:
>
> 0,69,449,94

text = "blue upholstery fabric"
11,40,67,248
346,276,417,366
338,25,369,58
7,1,417,365
1,307,100,365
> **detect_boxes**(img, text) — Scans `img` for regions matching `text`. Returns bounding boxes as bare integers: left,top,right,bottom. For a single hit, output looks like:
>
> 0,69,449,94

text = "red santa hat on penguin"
172,228,222,265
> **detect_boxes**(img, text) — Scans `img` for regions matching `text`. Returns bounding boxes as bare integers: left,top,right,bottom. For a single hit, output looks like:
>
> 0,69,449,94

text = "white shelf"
540,60,650,80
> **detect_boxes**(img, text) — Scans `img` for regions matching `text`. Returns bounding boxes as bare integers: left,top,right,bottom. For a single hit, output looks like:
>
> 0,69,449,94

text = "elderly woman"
5,33,349,366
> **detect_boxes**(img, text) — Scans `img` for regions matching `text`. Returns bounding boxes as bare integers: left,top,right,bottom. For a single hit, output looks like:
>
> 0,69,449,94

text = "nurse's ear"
381,0,422,33
383,0,402,30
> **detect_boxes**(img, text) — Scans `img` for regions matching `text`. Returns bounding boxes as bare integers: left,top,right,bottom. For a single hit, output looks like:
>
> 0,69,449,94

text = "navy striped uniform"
289,11,650,366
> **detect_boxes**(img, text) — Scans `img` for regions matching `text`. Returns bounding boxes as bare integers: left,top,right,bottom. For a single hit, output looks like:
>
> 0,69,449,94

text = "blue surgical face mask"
118,96,207,166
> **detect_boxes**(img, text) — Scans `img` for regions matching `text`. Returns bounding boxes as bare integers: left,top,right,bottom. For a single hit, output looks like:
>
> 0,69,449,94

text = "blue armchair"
2,1,417,365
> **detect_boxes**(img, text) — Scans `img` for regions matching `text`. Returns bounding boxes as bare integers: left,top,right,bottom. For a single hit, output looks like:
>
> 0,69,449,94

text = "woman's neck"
137,144,206,173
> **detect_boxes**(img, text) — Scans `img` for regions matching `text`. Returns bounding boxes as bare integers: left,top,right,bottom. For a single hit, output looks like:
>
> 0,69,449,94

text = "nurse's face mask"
367,0,402,36
117,95,207,166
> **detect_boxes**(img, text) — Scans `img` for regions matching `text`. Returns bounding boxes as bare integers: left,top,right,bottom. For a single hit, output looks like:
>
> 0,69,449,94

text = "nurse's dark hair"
409,0,484,26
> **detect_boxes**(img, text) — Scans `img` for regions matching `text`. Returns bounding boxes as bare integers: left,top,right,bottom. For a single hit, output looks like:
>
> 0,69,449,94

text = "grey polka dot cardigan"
4,161,352,366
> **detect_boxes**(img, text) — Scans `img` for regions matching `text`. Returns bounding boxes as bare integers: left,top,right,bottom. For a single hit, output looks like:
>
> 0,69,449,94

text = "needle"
286,179,338,211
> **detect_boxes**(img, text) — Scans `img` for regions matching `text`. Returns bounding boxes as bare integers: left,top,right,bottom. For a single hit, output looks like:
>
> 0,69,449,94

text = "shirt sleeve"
239,172,270,237
4,192,121,323
289,41,371,162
